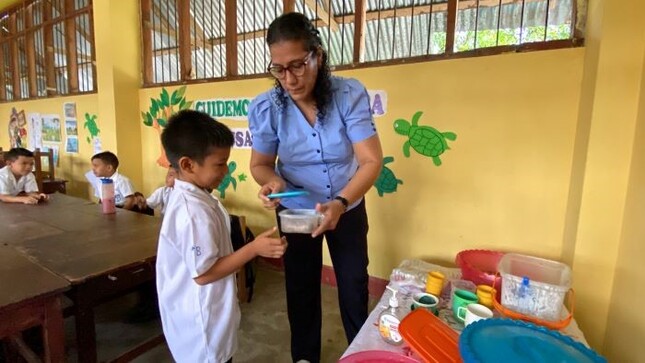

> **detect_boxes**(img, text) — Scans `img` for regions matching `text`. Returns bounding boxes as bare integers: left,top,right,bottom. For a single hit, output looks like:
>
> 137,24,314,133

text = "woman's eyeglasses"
267,51,314,80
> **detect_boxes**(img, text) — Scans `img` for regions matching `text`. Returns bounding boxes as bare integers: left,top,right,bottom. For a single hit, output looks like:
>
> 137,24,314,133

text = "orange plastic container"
399,309,462,363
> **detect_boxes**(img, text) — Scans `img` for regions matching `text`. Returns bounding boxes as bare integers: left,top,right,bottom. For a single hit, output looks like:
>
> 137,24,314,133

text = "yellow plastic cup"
476,285,495,309
425,271,445,296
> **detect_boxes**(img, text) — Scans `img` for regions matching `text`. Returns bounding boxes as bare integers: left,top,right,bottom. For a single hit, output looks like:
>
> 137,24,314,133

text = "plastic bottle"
101,178,116,214
378,286,404,345
518,276,531,314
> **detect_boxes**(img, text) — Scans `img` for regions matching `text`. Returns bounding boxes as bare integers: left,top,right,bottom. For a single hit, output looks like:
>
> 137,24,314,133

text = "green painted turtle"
217,161,238,198
374,156,403,197
393,111,457,166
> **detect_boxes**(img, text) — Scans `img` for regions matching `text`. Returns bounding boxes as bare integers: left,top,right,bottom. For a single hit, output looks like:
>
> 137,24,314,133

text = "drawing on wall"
216,161,247,199
8,108,27,148
42,115,62,142
368,90,387,117
65,119,78,136
83,112,102,154
374,156,403,197
142,86,192,168
66,137,79,153
393,111,457,166
64,102,77,119
28,113,42,150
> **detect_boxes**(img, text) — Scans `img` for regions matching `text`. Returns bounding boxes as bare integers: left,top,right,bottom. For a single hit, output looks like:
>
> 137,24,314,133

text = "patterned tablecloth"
341,259,588,361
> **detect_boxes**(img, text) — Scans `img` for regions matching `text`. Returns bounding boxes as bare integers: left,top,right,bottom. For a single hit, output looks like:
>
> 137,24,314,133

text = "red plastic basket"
455,249,505,299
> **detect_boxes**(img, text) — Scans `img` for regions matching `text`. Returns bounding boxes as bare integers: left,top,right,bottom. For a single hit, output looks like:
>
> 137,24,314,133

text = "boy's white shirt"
0,166,38,196
146,186,172,215
85,170,135,207
156,179,239,363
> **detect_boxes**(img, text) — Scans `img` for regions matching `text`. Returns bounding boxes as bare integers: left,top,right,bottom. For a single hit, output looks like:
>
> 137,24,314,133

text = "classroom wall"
0,94,101,198
2,0,644,355
602,23,645,362
140,47,584,282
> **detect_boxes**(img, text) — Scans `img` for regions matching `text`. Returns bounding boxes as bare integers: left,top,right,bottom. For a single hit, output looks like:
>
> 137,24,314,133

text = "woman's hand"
311,200,345,237
257,179,286,210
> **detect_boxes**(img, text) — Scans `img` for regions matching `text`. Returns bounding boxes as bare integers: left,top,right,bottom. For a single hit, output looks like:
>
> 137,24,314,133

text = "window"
0,0,96,102
141,0,582,86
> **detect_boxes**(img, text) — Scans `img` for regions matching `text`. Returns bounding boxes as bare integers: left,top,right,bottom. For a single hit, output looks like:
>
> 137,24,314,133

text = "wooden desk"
0,194,162,363
0,246,69,363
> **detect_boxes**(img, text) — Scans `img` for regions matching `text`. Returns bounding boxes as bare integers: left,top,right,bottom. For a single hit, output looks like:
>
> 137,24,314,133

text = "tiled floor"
62,264,376,363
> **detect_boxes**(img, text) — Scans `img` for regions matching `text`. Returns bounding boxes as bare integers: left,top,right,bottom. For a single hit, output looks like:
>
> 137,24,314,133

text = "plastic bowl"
278,209,323,234
456,250,505,298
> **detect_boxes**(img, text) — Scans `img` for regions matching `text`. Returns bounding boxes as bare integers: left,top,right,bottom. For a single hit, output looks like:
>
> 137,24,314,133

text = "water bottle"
101,178,116,214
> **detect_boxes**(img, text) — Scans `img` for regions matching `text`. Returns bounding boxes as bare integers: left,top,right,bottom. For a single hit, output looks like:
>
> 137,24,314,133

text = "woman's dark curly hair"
267,12,332,120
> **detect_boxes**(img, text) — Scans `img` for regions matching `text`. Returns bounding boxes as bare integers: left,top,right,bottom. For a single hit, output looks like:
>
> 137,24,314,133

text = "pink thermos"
100,178,116,214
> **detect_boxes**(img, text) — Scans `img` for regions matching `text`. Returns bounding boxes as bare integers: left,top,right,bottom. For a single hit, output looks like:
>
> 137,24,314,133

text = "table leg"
42,298,65,363
70,288,97,363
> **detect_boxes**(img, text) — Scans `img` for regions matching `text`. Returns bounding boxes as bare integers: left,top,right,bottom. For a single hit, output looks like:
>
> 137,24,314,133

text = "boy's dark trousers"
278,200,369,363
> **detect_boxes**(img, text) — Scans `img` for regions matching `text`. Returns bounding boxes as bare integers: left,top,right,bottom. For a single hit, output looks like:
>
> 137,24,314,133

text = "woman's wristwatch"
334,196,349,212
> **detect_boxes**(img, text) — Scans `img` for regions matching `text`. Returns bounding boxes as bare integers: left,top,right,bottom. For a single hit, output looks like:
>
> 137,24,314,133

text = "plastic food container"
278,209,323,234
498,253,571,322
459,319,606,363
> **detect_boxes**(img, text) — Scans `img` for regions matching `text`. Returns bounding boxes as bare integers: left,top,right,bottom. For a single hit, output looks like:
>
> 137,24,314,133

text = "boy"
158,110,287,363
0,147,47,204
134,167,176,215
86,151,137,210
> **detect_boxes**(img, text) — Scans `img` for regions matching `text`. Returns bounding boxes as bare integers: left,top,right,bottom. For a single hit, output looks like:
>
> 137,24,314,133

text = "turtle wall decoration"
216,161,247,198
374,156,403,197
393,111,457,166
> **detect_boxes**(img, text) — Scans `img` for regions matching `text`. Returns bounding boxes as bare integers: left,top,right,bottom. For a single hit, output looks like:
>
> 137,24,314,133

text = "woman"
248,12,383,363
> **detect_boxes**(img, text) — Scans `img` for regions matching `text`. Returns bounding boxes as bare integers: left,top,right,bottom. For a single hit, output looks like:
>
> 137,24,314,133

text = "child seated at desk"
157,110,287,362
134,167,176,216
85,151,137,210
0,147,48,204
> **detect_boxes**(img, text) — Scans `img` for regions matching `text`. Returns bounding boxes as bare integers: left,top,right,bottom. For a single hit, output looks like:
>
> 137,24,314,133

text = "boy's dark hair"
6,147,33,162
161,110,233,168
267,12,332,120
92,151,119,169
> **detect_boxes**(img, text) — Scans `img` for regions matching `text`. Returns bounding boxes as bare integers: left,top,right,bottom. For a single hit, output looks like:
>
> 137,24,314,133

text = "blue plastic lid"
459,319,606,363
100,178,113,184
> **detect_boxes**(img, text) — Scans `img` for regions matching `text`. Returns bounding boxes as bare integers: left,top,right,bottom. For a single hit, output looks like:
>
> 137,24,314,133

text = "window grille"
0,0,95,102
141,0,582,86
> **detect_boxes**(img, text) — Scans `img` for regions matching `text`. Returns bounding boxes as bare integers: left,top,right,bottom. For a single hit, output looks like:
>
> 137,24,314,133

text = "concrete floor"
62,265,376,363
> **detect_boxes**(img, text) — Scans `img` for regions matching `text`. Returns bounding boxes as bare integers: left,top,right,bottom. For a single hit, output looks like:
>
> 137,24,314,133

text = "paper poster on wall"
8,108,27,148
42,115,62,142
92,137,102,154
64,102,77,119
231,128,252,149
42,144,60,166
194,98,252,121
65,119,78,136
28,113,43,150
368,90,387,117
66,137,79,153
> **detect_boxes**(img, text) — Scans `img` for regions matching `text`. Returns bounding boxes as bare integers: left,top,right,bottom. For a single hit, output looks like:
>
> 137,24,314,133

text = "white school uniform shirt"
85,170,135,207
156,179,239,363
0,166,38,196
146,186,172,215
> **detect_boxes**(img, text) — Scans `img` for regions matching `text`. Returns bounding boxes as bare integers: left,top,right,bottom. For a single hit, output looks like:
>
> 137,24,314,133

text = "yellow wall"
140,47,584,278
602,13,645,362
4,0,645,356
0,94,100,198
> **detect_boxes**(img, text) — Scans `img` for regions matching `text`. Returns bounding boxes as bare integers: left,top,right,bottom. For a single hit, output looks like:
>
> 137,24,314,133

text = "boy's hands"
251,226,288,259
20,194,41,204
133,192,147,210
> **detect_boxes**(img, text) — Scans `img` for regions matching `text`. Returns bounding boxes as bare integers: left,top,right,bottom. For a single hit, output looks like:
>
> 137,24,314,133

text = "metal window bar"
141,0,579,86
